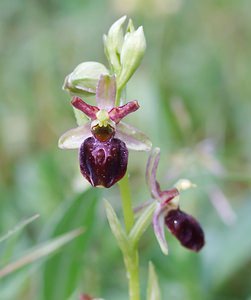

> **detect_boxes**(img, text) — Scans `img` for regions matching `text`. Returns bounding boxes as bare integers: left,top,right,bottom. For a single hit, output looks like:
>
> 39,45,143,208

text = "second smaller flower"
146,148,205,254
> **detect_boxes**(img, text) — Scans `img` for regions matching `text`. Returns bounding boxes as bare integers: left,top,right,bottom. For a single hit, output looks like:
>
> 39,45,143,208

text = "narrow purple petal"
146,148,161,199
96,75,116,110
58,123,92,149
160,188,179,204
165,209,205,252
71,97,99,119
152,203,169,255
116,121,152,151
108,100,139,123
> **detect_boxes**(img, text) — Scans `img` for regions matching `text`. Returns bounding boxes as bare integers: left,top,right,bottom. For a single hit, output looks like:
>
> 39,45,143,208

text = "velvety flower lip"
146,148,205,254
165,209,205,252
79,137,128,188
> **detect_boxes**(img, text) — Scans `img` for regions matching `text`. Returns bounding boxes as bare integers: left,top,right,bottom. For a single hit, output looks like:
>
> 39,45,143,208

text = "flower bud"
63,62,109,96
79,137,128,188
103,16,127,74
117,26,146,90
165,209,205,252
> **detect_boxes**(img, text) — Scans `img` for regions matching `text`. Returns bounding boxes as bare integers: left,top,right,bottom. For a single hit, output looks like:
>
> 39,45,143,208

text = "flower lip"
79,136,128,188
165,209,205,252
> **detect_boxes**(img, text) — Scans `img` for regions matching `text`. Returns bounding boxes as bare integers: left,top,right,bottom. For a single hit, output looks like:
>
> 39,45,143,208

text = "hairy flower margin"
58,75,152,188
146,148,205,254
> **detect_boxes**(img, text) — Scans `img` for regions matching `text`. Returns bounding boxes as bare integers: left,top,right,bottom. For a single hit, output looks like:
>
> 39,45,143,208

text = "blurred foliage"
0,0,251,299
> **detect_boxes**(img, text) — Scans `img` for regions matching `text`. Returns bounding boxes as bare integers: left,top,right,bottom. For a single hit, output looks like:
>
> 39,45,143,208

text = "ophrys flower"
59,75,152,188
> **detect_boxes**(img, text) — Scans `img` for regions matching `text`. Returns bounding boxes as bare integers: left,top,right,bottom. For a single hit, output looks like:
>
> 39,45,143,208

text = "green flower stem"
116,86,140,300
124,249,140,300
118,174,140,300
115,87,122,107
118,174,135,233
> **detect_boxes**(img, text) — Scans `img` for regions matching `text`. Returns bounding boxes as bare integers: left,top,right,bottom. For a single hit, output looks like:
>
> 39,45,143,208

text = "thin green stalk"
116,86,140,300
118,174,135,233
124,249,140,300
115,88,122,107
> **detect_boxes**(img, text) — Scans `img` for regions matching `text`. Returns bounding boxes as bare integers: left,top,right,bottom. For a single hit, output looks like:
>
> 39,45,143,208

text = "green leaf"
147,262,161,300
104,199,129,254
0,228,83,278
40,188,99,300
0,214,39,244
129,202,156,247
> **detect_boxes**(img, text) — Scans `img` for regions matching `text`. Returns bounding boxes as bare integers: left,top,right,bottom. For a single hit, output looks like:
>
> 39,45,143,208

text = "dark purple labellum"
79,137,128,188
165,209,205,252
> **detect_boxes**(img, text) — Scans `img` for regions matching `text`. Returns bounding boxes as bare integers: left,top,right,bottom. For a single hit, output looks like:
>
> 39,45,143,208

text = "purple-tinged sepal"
152,190,179,255
165,209,205,252
96,75,116,110
79,137,128,188
152,202,169,255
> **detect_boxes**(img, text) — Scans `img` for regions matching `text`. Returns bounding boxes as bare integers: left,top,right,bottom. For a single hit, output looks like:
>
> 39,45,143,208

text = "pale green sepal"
147,262,161,300
116,121,152,152
0,228,84,278
58,123,91,149
104,199,130,253
104,16,127,74
63,62,109,96
129,202,156,247
117,26,146,90
73,107,89,126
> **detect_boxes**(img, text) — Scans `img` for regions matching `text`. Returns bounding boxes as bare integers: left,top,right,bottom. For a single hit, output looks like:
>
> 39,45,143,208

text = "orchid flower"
146,148,205,254
58,75,152,188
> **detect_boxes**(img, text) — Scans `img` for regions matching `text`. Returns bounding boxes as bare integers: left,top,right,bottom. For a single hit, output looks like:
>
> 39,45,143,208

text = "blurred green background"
1,0,251,299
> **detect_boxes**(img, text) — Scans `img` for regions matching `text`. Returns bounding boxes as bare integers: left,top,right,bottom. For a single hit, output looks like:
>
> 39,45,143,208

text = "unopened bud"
63,62,109,96
117,26,146,90
103,15,127,74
